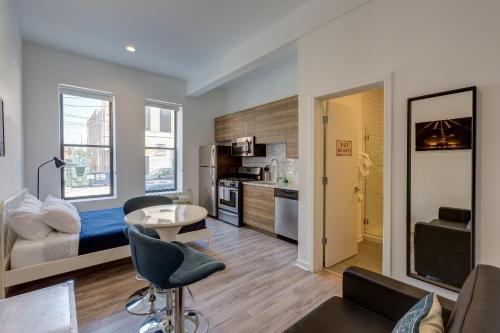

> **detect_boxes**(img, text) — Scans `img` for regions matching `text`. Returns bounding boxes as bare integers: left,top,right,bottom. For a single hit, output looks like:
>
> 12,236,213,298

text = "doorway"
322,87,384,275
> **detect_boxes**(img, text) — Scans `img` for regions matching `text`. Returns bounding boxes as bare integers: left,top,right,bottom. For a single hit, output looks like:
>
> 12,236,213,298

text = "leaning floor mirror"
407,86,476,291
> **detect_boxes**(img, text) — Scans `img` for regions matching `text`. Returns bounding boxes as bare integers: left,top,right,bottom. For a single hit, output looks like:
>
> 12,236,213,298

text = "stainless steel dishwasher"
275,188,298,243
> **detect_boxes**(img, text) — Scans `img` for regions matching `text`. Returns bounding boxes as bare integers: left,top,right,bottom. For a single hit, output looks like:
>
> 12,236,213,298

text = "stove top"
219,166,262,188
220,176,256,182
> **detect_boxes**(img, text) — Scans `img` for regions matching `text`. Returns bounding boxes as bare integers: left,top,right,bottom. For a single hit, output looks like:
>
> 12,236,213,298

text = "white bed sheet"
10,231,79,269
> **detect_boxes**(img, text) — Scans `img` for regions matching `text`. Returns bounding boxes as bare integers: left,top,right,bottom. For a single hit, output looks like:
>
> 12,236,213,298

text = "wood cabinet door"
243,184,275,233
255,96,297,146
255,106,286,144
232,109,255,138
285,98,299,159
215,114,233,142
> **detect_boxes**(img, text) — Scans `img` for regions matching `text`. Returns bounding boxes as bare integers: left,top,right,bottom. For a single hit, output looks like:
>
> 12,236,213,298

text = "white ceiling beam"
186,0,372,97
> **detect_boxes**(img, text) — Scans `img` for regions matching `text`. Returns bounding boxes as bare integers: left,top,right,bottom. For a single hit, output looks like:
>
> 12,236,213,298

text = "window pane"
145,149,175,192
160,110,172,133
63,146,112,198
62,94,110,146
145,106,175,149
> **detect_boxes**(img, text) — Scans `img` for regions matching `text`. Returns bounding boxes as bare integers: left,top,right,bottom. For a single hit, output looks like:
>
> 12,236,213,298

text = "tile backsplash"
242,143,299,184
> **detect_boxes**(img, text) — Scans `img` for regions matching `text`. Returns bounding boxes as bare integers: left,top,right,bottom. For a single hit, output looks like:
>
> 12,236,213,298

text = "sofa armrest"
343,267,455,324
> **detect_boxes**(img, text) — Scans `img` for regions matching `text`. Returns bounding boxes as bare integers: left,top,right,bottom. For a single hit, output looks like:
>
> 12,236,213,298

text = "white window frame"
144,99,182,194
59,84,116,200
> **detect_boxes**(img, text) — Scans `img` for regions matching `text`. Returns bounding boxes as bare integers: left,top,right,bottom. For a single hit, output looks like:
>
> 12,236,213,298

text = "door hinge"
322,176,328,185
322,115,329,124
322,237,328,246
364,218,369,225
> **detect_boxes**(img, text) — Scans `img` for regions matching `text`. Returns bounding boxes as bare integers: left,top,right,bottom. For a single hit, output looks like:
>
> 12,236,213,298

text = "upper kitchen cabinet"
214,114,233,142
214,95,298,158
232,109,255,138
285,100,299,159
255,102,287,144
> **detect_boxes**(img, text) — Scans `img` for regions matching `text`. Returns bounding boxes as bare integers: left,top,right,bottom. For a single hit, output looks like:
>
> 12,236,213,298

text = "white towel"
358,152,373,177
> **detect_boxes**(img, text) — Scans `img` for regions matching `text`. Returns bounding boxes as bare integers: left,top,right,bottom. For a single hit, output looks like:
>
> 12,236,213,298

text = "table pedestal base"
154,226,182,242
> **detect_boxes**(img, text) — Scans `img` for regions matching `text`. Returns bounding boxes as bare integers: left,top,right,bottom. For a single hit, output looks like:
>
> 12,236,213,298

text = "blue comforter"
79,207,128,255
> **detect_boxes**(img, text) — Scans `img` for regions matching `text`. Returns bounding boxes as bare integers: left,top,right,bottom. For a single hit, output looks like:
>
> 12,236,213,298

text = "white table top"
125,204,208,228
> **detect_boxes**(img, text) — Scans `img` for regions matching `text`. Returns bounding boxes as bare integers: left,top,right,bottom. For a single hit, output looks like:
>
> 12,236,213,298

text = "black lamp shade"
53,157,66,168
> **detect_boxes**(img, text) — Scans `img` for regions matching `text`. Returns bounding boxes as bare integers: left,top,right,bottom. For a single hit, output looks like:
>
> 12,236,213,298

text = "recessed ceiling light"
126,45,136,53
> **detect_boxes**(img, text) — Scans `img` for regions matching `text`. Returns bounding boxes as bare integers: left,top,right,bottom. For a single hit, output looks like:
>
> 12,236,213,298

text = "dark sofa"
414,207,472,288
286,265,500,333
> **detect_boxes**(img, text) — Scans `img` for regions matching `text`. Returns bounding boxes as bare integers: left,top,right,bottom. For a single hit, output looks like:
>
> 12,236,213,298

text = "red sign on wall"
336,140,352,156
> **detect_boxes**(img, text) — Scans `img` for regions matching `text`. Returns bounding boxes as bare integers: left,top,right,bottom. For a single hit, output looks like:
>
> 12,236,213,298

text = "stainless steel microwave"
231,137,266,157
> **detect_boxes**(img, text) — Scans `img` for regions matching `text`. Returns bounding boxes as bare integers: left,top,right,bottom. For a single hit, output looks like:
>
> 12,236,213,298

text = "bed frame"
0,189,211,299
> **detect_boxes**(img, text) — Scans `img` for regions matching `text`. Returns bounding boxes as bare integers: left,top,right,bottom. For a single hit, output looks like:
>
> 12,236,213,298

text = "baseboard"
296,259,311,272
363,233,383,244
357,234,363,243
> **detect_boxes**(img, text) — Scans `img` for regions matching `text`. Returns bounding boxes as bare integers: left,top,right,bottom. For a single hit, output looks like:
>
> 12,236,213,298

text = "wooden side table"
0,281,78,332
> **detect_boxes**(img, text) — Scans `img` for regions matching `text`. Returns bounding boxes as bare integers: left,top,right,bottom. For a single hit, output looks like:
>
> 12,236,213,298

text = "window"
145,100,178,193
60,86,114,200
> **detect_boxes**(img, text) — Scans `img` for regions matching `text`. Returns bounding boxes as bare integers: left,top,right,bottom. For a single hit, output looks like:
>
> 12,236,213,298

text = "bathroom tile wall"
242,143,299,184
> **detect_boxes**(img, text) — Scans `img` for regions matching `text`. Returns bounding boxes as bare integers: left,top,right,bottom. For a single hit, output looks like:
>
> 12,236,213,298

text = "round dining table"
124,204,208,241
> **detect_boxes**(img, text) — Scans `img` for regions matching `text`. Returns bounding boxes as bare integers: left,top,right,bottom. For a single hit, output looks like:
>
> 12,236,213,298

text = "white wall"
0,0,23,201
224,59,298,114
297,0,500,298
23,42,225,211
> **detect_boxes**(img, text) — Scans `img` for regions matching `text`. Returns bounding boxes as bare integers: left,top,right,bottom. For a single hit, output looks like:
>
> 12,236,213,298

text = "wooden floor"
8,218,341,333
326,240,382,275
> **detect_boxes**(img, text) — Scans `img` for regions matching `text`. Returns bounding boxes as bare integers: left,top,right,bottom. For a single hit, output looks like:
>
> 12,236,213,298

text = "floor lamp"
37,156,66,199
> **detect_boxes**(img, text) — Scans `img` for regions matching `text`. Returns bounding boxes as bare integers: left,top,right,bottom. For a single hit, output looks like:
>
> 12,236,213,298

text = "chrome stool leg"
126,284,166,315
138,288,209,333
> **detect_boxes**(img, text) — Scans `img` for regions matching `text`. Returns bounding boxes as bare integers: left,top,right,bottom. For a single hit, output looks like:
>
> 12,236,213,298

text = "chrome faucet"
271,158,280,182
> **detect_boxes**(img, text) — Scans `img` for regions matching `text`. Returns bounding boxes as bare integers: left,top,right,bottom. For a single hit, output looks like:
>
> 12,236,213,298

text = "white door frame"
309,73,393,276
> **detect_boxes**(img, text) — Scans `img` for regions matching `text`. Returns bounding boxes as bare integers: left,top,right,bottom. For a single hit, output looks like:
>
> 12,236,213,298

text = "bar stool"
123,196,174,315
128,225,225,333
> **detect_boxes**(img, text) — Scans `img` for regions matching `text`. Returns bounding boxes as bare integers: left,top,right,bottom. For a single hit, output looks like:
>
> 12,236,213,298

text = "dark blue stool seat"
170,241,225,287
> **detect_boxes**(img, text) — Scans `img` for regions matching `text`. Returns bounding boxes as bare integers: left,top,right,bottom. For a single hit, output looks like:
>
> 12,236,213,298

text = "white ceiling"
13,0,310,81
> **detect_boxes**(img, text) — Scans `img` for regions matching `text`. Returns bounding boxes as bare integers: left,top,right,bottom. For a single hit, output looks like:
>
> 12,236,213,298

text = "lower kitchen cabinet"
243,184,275,233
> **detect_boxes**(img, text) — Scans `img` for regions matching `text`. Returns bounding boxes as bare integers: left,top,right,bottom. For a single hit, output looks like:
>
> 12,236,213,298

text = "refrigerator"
199,145,240,217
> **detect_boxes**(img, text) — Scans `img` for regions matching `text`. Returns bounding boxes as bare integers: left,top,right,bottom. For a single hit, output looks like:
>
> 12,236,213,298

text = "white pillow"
40,195,81,234
8,193,52,240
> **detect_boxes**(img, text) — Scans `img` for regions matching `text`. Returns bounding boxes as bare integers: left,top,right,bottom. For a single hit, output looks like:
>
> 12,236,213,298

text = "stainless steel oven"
217,167,262,227
218,185,239,214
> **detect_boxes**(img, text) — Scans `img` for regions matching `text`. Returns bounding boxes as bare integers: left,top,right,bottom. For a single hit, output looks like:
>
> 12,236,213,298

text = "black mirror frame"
406,86,476,291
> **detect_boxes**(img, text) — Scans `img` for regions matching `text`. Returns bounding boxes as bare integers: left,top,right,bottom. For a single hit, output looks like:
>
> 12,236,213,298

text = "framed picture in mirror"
407,86,476,291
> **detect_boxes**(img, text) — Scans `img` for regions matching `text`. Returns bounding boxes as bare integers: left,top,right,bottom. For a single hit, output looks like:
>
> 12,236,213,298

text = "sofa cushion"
285,296,394,333
392,293,444,333
446,265,500,333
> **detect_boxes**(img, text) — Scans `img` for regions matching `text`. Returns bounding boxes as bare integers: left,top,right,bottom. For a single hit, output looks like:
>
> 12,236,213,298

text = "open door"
324,96,360,268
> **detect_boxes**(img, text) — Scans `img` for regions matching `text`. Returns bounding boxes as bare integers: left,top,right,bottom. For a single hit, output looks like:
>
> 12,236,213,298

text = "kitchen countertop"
242,181,299,192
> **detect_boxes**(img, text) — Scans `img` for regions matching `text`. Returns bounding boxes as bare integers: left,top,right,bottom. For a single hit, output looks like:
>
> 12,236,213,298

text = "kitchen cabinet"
243,184,275,234
214,114,233,142
232,109,255,138
285,102,299,159
214,95,298,158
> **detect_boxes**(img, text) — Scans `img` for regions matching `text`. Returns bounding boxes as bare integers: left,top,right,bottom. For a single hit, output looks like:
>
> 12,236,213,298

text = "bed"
1,189,210,298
